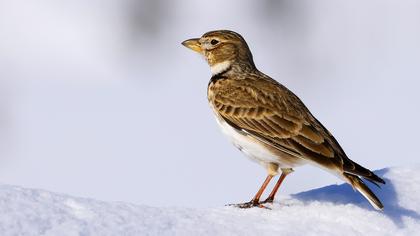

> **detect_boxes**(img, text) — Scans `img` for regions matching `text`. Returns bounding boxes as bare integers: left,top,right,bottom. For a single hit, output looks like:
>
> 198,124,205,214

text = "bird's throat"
210,61,231,75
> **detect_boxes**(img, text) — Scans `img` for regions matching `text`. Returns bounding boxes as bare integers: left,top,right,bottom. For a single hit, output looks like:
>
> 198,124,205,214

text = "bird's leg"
261,169,292,204
229,175,273,209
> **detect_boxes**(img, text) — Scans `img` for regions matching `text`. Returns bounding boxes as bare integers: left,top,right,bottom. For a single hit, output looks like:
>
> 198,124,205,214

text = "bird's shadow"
292,168,420,227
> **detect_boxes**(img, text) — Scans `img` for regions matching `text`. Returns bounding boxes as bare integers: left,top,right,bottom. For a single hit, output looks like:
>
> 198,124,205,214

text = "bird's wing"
209,76,344,169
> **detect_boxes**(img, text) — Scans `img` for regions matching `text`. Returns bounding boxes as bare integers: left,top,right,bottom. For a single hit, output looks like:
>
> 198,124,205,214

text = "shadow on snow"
292,168,420,227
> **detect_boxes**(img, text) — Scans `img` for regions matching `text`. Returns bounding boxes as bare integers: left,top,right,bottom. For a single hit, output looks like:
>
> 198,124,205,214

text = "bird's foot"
260,197,274,204
226,200,271,210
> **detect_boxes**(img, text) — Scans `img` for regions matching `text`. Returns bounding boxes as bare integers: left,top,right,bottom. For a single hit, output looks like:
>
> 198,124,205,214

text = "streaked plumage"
182,30,385,210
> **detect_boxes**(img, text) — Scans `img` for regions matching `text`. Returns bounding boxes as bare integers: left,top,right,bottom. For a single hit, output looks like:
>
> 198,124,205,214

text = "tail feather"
344,173,384,210
343,161,385,185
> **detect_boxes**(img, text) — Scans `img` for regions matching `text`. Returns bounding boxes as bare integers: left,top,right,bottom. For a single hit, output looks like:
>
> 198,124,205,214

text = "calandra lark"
182,30,385,210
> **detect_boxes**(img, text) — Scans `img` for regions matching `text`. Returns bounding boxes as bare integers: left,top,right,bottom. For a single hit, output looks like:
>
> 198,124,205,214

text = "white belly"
214,114,282,166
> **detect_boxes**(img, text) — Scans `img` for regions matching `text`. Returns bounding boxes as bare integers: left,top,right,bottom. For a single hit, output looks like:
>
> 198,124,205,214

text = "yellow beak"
181,38,202,54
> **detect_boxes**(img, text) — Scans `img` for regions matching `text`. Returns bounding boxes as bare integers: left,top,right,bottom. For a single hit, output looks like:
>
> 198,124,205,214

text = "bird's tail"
344,173,384,210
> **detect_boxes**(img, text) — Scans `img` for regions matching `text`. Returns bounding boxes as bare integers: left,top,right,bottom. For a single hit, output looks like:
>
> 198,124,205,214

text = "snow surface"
1,166,419,236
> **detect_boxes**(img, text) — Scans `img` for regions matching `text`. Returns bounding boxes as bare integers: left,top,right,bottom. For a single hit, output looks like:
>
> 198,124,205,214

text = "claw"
260,198,274,204
227,201,271,210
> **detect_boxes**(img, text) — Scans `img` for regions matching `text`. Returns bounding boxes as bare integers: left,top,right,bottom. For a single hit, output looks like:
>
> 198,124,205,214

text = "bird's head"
182,30,256,75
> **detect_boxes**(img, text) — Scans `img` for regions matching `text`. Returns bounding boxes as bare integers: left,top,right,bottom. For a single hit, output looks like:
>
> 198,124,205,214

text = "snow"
1,166,419,235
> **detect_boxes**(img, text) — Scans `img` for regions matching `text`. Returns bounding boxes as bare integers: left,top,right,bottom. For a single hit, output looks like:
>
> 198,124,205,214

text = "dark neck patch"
208,65,231,86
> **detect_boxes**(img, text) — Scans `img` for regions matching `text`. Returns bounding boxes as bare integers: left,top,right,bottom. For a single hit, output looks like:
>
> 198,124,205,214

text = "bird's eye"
210,39,219,45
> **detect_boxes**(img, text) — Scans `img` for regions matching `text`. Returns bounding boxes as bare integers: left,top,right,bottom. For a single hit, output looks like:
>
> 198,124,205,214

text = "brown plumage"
182,30,385,210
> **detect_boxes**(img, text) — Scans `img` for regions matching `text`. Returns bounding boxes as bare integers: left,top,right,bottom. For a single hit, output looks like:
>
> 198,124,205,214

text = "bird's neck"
210,60,257,76
210,61,231,75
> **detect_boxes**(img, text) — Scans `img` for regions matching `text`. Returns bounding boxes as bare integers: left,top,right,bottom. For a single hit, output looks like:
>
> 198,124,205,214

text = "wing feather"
209,77,340,165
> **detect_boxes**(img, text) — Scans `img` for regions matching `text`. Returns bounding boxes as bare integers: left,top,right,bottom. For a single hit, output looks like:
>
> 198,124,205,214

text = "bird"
181,30,385,210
